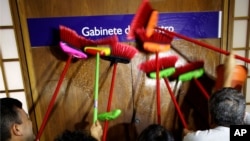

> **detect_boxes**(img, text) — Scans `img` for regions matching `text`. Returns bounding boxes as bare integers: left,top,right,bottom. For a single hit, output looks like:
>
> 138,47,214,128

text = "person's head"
0,98,35,141
209,87,246,127
55,130,97,141
137,124,175,141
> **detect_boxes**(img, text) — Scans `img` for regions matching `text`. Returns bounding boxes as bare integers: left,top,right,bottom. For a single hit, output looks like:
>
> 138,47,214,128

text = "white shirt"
245,112,250,125
183,126,229,141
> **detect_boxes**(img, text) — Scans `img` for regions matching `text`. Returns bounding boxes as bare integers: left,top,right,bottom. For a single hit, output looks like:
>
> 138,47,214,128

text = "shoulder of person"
245,112,250,125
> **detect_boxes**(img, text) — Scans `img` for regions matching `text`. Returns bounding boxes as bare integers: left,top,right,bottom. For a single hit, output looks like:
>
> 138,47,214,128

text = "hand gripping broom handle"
36,55,73,140
156,27,250,63
163,78,188,129
102,63,118,141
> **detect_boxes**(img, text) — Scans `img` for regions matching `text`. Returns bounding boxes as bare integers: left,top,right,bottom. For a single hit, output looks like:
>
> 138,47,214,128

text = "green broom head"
98,109,122,121
169,60,204,81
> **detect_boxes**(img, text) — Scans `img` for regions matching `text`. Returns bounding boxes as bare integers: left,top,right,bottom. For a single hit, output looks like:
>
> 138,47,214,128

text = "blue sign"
27,11,221,47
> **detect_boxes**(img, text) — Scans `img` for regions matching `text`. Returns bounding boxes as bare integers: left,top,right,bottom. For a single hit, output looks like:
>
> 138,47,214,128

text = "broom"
100,42,138,141
169,60,210,100
139,56,189,129
155,27,250,64
136,28,173,124
84,46,111,123
83,35,120,124
128,0,168,124
170,44,211,100
35,26,88,140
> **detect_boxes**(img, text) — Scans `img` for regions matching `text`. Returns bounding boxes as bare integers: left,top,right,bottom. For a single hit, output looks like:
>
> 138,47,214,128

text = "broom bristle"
79,35,96,47
101,42,138,64
95,35,119,47
136,28,174,44
127,0,154,40
59,41,88,59
150,30,174,44
59,25,82,48
169,60,204,80
111,43,138,60
139,55,178,73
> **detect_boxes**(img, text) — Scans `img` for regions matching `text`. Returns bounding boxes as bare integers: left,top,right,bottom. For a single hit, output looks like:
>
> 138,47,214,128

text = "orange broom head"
135,28,174,52
127,0,154,40
101,42,138,64
136,28,174,44
146,10,159,38
143,42,171,53
169,60,204,80
59,25,82,49
139,55,178,73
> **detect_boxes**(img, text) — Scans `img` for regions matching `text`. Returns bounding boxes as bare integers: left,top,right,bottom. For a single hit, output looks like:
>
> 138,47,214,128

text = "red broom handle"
163,78,188,129
36,55,72,140
156,52,161,124
193,79,210,100
156,27,250,63
102,63,118,141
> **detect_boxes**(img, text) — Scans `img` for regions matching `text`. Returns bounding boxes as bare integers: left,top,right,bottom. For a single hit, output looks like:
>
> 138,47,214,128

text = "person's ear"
12,123,23,136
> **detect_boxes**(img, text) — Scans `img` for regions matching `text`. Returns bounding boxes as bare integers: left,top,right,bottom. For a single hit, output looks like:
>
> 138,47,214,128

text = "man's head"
137,124,175,141
0,98,35,141
55,130,97,141
209,87,246,127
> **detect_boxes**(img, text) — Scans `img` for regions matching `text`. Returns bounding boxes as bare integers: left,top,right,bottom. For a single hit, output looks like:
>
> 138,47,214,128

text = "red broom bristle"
111,42,138,60
79,35,95,47
169,60,204,80
136,28,174,44
150,30,174,44
139,55,178,73
59,25,82,48
95,35,119,47
127,0,154,40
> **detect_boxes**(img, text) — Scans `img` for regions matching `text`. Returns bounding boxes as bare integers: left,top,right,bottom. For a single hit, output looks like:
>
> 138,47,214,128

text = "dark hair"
137,124,175,141
209,87,246,126
0,98,23,141
55,130,97,141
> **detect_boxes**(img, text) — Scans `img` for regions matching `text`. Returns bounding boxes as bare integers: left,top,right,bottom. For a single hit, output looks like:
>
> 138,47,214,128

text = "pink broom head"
101,42,139,64
169,60,204,80
59,25,82,49
127,0,155,40
139,55,178,73
59,41,87,59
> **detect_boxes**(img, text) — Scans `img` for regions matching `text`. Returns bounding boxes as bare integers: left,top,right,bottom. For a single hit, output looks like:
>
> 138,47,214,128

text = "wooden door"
17,0,223,140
